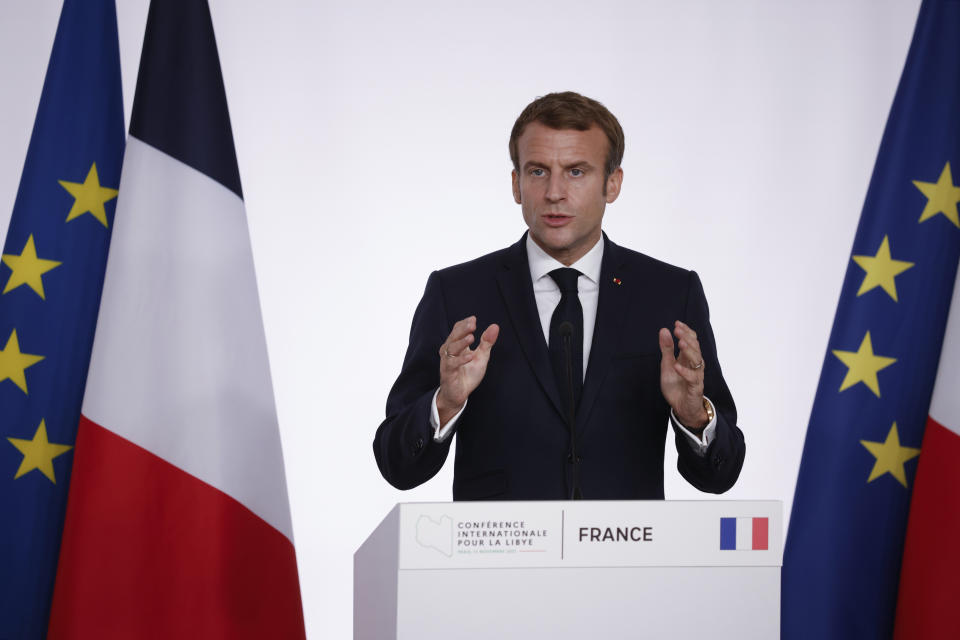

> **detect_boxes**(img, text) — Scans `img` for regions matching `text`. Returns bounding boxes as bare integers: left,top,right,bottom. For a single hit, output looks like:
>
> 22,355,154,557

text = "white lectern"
355,501,781,639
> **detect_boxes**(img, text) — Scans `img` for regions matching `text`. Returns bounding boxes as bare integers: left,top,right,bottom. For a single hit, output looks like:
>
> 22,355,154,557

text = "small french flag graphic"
720,517,769,550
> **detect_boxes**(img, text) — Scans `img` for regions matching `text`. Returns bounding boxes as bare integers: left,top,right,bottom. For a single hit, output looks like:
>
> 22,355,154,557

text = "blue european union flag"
783,0,960,637
0,0,124,637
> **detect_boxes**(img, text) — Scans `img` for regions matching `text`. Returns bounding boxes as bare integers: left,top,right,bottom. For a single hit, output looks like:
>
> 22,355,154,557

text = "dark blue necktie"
548,267,583,409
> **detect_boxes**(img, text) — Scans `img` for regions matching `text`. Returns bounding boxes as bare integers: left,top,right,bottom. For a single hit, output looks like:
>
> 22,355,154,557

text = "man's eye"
530,168,545,177
570,168,583,177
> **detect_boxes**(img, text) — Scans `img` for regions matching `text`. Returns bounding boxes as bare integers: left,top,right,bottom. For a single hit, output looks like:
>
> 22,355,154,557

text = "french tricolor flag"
720,517,769,551
46,0,305,637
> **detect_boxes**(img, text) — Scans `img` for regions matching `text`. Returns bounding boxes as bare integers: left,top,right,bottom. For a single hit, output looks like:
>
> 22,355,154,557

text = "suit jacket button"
713,455,724,468
413,438,424,454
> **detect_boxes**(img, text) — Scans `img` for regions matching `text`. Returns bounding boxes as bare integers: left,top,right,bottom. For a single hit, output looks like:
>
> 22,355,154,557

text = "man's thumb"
478,324,500,352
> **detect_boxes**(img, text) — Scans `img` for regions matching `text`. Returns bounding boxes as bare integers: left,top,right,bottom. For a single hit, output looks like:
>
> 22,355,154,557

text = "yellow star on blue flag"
851,236,914,302
7,420,73,484
58,162,119,227
0,329,45,395
860,423,921,488
831,331,897,397
1,234,62,299
913,162,960,228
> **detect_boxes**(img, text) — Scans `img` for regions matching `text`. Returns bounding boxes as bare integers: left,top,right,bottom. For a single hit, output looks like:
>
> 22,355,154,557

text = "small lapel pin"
612,277,622,285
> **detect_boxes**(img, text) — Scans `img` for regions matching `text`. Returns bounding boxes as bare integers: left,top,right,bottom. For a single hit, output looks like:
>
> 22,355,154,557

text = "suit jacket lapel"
496,235,565,420
577,234,629,433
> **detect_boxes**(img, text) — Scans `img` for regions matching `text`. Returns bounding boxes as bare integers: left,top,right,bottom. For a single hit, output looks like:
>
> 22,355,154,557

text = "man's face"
512,122,623,265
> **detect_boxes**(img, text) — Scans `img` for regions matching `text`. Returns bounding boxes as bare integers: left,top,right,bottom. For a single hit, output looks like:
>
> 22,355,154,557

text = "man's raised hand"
436,316,500,427
658,320,708,430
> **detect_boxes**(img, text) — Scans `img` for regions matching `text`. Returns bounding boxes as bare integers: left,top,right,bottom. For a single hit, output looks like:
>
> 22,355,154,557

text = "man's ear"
605,167,624,203
512,170,522,204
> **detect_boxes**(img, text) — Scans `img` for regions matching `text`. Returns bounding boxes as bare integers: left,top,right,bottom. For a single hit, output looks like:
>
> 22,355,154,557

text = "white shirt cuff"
670,397,717,457
430,388,466,442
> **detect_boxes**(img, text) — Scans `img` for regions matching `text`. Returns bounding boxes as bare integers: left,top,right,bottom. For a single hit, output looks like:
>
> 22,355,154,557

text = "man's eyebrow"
521,159,595,170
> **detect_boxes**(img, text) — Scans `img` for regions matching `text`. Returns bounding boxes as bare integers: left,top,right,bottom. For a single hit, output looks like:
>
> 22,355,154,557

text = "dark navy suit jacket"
374,234,745,500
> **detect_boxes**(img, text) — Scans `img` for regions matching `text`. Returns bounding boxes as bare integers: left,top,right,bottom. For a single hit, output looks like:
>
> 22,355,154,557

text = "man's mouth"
543,213,572,227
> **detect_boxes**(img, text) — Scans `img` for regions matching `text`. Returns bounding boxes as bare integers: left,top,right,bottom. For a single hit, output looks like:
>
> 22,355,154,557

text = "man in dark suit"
374,92,744,500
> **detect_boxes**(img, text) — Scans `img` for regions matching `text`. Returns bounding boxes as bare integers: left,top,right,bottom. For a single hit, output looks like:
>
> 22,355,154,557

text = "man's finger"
676,332,701,351
674,320,697,341
677,340,703,370
444,332,475,357
442,350,475,372
449,316,477,340
658,327,675,364
439,316,477,357
673,361,703,385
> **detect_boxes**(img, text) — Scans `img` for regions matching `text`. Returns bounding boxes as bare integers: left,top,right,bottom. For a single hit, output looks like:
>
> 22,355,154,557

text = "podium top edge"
395,500,783,506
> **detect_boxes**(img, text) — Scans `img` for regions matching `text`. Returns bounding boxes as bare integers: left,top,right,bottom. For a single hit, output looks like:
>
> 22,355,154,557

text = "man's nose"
545,173,565,202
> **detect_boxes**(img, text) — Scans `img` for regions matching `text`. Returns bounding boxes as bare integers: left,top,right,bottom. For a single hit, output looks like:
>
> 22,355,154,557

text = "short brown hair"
509,91,625,178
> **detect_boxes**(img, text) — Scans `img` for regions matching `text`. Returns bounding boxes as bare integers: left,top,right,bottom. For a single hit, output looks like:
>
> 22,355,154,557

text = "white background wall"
0,1,923,637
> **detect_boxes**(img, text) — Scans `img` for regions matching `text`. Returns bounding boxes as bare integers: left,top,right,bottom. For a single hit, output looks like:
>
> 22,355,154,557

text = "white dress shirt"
430,234,717,455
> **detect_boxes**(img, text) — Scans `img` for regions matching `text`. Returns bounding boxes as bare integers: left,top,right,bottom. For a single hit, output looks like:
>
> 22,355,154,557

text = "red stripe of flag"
752,517,768,551
48,416,305,639
894,416,960,639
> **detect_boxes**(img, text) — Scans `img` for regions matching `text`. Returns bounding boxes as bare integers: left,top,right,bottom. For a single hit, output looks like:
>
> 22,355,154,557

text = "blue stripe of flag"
130,0,243,198
720,517,736,550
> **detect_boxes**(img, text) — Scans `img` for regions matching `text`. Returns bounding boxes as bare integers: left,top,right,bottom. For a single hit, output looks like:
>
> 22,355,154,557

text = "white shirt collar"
526,233,604,285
